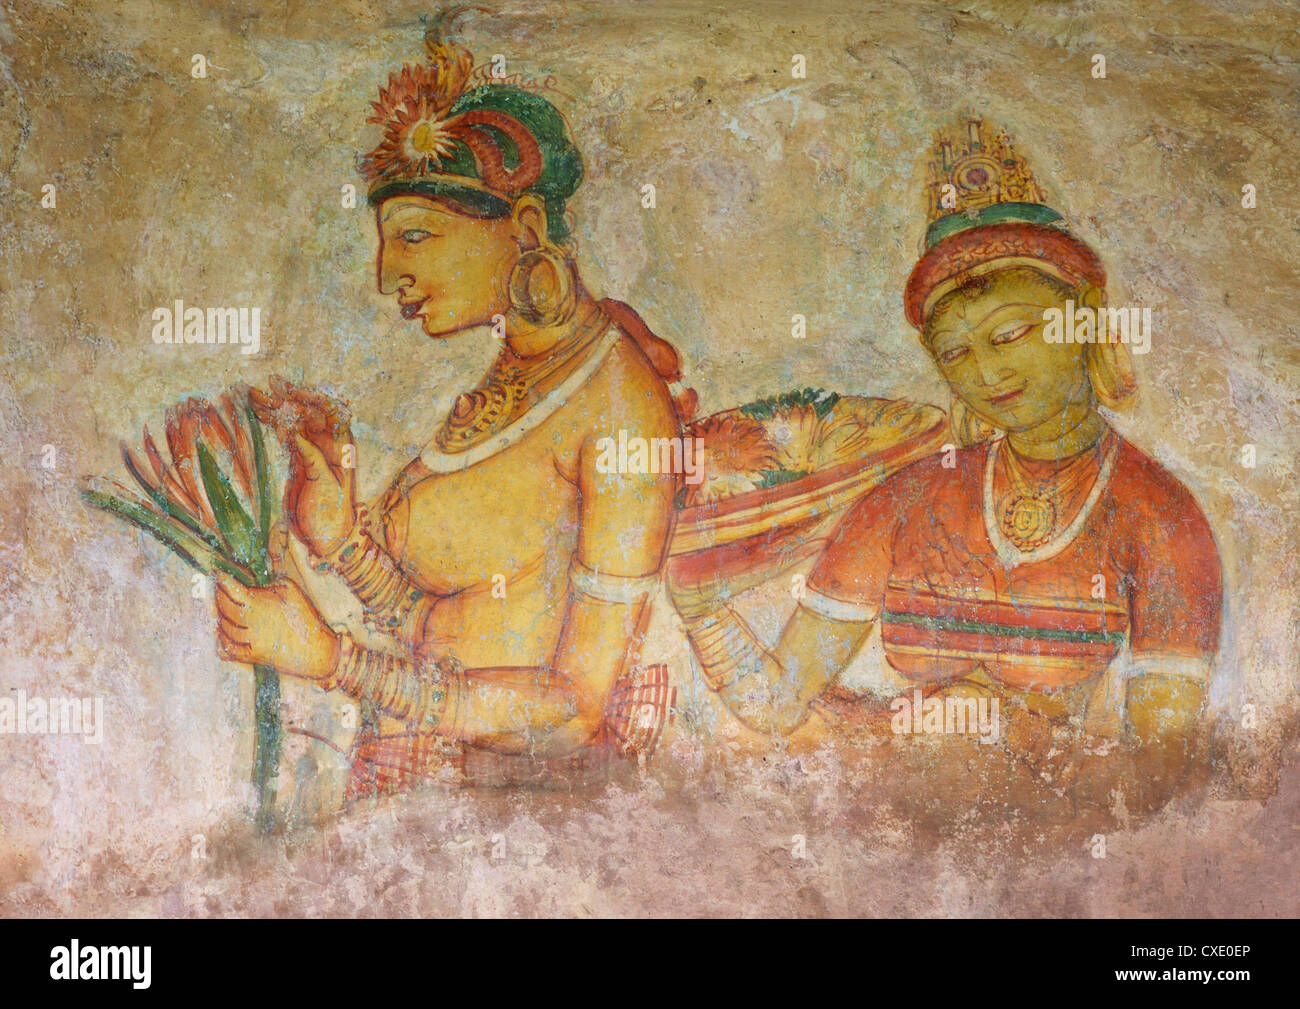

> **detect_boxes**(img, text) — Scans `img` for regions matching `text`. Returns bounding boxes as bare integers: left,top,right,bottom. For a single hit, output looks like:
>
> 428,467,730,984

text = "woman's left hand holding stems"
214,376,356,682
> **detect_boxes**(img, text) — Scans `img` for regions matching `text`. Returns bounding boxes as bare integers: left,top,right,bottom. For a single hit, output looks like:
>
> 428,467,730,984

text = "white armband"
570,561,660,604
1127,652,1213,684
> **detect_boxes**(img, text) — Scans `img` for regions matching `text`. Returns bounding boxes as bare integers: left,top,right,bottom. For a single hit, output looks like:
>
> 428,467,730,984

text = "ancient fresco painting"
1,2,1297,917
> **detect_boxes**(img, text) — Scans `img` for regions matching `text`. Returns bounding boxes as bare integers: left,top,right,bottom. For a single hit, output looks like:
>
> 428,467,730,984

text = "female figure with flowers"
212,21,688,795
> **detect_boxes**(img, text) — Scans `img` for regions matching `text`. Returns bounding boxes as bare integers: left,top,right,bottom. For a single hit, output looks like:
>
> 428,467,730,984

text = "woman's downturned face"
376,195,517,338
923,268,1093,433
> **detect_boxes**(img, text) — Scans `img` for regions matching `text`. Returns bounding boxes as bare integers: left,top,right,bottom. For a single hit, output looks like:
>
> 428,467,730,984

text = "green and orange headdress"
361,13,583,243
903,115,1106,329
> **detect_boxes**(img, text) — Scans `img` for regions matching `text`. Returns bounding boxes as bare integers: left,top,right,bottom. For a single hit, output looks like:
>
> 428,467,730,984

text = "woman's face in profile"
923,268,1092,434
375,194,517,338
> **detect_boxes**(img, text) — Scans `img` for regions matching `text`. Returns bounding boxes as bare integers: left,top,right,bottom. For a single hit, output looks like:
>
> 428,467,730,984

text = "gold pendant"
1001,493,1057,550
435,370,526,452
433,307,611,454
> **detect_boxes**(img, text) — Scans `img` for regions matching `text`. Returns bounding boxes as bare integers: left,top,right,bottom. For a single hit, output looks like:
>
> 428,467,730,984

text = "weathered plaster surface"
0,0,1296,916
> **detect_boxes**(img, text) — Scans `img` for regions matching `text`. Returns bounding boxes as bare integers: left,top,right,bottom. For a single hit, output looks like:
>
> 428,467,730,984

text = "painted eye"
937,345,969,366
400,229,435,244
992,323,1033,345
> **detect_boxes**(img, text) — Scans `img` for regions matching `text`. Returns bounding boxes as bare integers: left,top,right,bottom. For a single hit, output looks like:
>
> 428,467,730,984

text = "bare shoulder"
582,328,679,437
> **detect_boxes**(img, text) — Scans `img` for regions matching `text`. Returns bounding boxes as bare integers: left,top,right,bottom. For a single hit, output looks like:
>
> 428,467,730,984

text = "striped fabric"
881,579,1127,689
808,433,1222,696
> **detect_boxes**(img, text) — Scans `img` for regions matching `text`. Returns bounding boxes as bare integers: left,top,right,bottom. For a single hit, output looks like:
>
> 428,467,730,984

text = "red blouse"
808,432,1222,693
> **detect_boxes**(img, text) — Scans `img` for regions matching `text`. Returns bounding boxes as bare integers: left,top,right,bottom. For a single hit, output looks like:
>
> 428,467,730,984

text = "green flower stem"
246,408,280,834
87,403,284,834
252,663,281,835
249,555,279,834
195,435,280,832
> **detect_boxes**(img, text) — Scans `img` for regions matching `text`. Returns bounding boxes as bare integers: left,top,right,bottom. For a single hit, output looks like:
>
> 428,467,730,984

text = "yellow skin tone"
670,268,1204,810
215,193,678,757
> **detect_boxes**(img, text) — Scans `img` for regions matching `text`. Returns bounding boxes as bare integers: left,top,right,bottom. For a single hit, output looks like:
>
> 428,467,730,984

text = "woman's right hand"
250,376,357,556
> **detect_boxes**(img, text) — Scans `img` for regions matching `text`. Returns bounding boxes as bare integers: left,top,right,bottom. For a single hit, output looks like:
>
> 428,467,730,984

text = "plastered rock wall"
0,0,1296,915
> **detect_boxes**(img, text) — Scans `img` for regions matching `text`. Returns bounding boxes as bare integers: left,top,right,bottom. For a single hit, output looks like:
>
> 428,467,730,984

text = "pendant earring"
508,243,576,328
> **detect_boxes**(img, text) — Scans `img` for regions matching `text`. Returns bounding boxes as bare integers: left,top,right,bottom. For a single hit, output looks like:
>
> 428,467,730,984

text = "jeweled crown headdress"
904,112,1105,328
922,115,1052,245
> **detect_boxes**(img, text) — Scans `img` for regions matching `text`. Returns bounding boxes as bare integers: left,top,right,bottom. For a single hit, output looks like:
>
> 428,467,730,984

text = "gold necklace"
434,304,610,454
997,432,1111,551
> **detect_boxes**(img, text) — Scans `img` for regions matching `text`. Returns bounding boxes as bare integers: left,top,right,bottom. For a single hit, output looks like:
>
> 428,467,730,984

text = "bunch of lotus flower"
82,387,281,832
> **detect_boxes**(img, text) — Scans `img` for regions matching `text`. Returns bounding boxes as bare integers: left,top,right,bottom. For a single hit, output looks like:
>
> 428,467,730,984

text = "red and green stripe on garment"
881,581,1127,671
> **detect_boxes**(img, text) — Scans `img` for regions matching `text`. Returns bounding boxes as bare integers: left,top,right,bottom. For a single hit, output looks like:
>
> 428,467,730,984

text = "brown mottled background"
0,0,1297,916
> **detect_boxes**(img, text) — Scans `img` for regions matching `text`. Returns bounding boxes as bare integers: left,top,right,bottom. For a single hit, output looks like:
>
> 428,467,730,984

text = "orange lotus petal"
194,397,254,508
163,408,199,495
141,427,170,487
120,442,159,496
363,61,474,182
141,426,202,522
367,63,461,125
192,400,234,458
168,404,217,529
163,469,203,523
219,391,259,510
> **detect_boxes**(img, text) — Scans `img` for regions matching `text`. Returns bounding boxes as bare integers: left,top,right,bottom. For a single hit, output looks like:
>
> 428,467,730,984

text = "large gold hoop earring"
1084,340,1138,409
508,243,576,327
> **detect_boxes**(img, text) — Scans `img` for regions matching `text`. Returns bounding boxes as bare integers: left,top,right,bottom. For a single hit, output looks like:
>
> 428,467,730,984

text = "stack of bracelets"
309,508,666,738
311,505,461,732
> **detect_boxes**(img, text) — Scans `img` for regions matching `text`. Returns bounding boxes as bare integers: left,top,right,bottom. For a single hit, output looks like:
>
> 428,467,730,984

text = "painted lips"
988,385,1026,405
400,298,426,319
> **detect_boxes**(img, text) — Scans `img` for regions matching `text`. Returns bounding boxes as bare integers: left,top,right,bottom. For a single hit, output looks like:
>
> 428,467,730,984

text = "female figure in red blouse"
668,116,1222,811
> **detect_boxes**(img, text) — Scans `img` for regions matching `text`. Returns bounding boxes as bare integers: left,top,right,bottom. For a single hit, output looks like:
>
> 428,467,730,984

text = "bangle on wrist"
324,629,461,731
683,608,757,692
312,505,426,636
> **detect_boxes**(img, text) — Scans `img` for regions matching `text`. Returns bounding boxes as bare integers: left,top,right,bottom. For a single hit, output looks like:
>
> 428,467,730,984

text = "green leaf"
738,387,840,421
755,468,812,490
809,390,841,419
196,441,265,582
119,448,226,554
81,489,256,585
82,489,207,571
245,401,274,580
